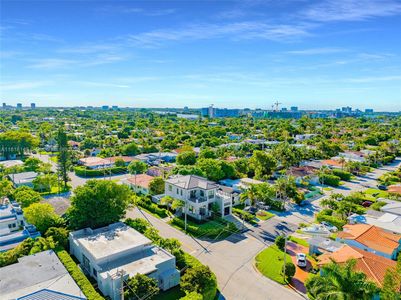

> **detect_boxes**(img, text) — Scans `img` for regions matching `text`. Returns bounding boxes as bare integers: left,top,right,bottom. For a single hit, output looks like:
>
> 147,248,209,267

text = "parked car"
244,206,258,215
256,202,270,211
320,221,338,232
362,201,373,207
377,184,388,191
296,253,307,268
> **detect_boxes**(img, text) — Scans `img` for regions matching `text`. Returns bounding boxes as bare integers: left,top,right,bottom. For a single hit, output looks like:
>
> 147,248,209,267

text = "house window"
93,268,97,278
200,190,204,197
180,189,183,196
82,254,90,273
208,191,214,198
168,185,172,192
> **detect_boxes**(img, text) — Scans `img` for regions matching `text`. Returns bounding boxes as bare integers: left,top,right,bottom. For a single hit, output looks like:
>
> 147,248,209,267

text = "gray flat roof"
166,175,218,190
8,171,38,184
71,223,152,261
0,250,85,299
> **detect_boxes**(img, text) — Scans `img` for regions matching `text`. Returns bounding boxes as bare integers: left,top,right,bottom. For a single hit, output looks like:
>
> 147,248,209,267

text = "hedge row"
232,208,254,222
332,169,352,181
56,250,104,300
316,210,346,230
319,174,341,187
137,198,168,218
74,166,127,177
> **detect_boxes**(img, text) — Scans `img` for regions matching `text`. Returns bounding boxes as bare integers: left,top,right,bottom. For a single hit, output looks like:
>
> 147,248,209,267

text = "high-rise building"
201,105,240,118
2,103,6,109
290,106,298,112
341,106,352,113
101,105,109,110
16,103,22,109
365,108,374,113
30,103,36,109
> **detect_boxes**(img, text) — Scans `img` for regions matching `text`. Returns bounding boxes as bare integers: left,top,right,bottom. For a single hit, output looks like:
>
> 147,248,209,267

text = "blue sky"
1,0,401,111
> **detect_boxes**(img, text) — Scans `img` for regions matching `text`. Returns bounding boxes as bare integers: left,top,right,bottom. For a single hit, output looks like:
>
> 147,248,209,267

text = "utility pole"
184,201,187,232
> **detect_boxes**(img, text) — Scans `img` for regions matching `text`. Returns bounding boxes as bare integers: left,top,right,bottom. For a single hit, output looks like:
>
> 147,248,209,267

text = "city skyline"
1,0,401,110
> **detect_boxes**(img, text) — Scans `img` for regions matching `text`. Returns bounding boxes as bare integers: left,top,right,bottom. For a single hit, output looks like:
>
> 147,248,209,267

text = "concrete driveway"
126,207,304,300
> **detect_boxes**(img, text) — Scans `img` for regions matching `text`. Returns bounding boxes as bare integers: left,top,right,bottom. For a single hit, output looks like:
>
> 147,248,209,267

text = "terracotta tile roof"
322,159,342,167
108,156,135,163
79,157,109,167
68,140,80,147
318,245,396,286
287,166,318,177
388,185,401,195
126,174,154,189
338,224,401,255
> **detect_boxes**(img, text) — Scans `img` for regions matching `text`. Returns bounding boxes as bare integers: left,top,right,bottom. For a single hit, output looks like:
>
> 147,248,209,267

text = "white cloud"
344,75,401,83
302,0,401,22
125,22,312,47
96,5,176,17
286,47,346,55
76,81,130,88
0,81,50,90
28,58,77,69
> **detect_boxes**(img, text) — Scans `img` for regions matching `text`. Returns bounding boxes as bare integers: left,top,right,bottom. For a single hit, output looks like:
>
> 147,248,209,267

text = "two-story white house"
165,175,232,220
69,222,180,300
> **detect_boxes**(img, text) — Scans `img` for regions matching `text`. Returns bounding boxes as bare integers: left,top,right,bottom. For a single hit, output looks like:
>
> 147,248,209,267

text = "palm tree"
240,184,258,206
339,155,346,170
305,259,378,300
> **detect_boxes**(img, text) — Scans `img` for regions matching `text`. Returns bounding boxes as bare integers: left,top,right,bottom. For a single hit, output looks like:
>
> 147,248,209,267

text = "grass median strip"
255,245,292,285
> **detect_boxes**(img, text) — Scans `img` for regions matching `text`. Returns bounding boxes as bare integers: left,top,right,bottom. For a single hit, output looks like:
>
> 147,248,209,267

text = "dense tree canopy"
67,180,131,229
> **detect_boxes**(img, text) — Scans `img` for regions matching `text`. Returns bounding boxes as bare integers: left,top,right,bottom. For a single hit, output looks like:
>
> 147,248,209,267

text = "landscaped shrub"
232,208,254,222
283,261,296,281
136,197,168,218
316,210,346,229
319,174,341,187
332,169,352,181
74,166,127,177
56,250,104,300
275,235,285,251
382,155,395,165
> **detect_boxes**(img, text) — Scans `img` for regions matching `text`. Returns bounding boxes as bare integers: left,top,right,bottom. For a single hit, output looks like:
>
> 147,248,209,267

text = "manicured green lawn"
255,245,292,285
169,217,238,239
364,188,389,199
256,210,275,221
288,236,309,247
323,187,333,191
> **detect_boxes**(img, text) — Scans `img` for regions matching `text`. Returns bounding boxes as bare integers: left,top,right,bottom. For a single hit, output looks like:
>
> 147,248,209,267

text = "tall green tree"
180,265,217,300
124,274,159,299
57,127,70,188
67,180,131,229
24,203,64,233
305,259,378,300
128,160,148,174
381,255,401,300
249,150,277,179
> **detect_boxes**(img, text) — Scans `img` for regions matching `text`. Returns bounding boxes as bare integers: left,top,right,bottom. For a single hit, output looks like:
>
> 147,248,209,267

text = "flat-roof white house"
0,250,85,299
69,222,180,300
8,171,38,187
165,175,232,220
0,200,41,252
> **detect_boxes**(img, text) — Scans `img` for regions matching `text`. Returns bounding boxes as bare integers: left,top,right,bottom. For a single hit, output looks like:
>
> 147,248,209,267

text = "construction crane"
273,101,282,112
